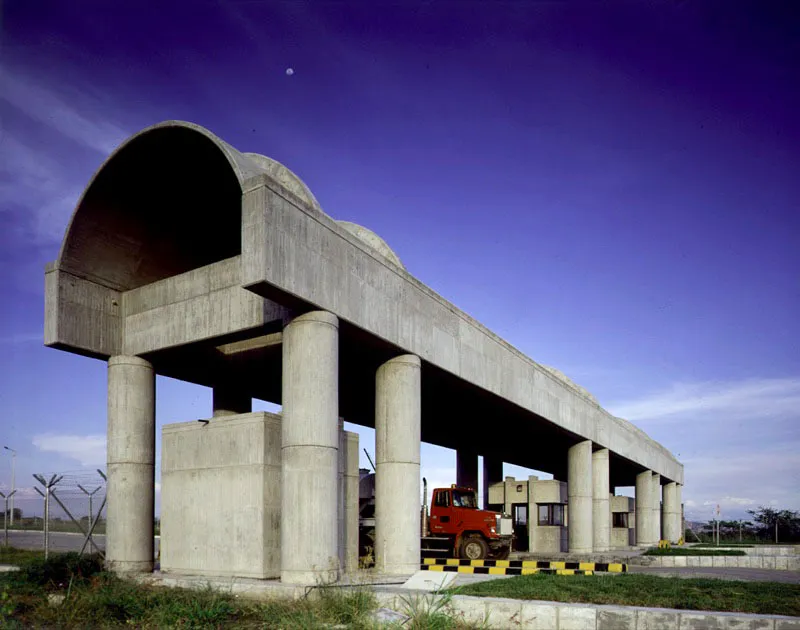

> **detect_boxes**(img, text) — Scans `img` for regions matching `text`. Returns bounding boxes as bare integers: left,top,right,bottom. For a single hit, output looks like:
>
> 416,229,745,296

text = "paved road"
4,530,160,556
628,565,800,584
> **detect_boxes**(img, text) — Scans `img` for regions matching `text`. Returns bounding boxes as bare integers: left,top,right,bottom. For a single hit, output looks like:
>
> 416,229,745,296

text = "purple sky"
1,1,798,523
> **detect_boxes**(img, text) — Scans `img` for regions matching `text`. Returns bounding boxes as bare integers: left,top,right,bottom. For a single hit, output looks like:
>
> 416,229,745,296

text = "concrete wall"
611,495,636,548
161,410,359,580
529,479,569,553
487,476,535,514
160,413,282,579
241,176,682,484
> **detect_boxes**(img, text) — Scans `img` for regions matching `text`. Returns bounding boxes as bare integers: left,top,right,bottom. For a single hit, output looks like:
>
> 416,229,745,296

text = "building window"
537,503,565,526
613,512,629,528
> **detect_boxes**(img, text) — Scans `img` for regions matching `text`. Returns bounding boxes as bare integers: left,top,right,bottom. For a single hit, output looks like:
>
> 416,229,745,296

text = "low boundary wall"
374,591,800,629
639,555,800,570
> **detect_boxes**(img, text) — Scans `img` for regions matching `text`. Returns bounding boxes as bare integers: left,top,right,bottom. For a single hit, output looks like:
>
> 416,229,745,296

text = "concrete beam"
106,356,155,573
375,354,421,575
281,311,339,584
241,178,683,484
212,386,252,417
592,448,610,552
567,441,592,554
215,332,282,356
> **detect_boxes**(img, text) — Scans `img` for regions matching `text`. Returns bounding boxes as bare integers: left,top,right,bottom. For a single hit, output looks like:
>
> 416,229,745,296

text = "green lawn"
0,552,476,629
0,547,46,565
644,547,746,556
450,573,800,616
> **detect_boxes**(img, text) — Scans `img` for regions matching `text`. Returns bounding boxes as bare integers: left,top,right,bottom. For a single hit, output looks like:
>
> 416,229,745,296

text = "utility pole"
3,447,15,526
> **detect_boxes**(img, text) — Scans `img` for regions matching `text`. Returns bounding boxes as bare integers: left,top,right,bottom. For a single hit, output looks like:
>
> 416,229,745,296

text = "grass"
450,573,800,616
0,547,46,564
0,550,481,629
8,521,108,535
644,547,746,556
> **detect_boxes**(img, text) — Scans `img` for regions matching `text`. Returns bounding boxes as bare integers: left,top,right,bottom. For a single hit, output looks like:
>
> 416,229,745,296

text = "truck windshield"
452,490,477,508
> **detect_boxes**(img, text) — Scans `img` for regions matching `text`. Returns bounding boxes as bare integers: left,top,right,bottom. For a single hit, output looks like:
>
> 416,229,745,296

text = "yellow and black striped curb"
420,558,626,575
421,565,595,575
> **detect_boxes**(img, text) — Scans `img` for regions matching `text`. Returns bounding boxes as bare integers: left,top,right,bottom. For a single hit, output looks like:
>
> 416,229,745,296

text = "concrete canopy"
45,120,682,488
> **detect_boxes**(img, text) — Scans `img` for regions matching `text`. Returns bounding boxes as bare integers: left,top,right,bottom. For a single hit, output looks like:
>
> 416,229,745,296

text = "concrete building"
487,476,639,553
44,121,683,584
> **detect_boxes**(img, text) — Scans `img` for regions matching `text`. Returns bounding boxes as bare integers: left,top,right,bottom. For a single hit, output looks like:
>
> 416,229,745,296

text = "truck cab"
428,486,512,559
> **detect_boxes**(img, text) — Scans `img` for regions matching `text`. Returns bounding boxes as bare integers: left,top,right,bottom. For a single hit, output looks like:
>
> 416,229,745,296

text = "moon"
285,68,294,76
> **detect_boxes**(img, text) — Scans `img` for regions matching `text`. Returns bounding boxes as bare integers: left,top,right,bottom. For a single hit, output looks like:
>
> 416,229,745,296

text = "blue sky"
1,1,798,524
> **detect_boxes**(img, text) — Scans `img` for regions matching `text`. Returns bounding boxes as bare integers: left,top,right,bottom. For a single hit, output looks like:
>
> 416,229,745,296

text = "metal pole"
3,447,15,527
2,493,6,547
1,491,16,547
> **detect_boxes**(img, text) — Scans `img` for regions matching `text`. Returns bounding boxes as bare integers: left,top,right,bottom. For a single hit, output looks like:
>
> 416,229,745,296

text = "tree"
746,507,800,543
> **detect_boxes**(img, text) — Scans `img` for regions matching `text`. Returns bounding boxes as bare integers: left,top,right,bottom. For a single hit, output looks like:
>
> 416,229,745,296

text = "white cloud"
0,333,42,345
32,434,106,467
609,378,800,421
609,377,800,423
1,66,128,155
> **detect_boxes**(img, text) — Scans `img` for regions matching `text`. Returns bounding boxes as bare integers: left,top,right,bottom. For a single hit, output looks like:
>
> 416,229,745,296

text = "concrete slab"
401,570,456,592
558,604,597,630
639,608,681,629
485,598,523,628
519,602,559,629
681,611,725,629
597,606,637,630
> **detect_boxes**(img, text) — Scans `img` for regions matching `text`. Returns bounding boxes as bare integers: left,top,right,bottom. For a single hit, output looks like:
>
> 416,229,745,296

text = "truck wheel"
461,536,489,560
493,546,510,560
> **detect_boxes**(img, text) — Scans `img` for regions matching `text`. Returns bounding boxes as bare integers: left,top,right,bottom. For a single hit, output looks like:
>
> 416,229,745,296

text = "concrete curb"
640,555,800,571
374,591,800,629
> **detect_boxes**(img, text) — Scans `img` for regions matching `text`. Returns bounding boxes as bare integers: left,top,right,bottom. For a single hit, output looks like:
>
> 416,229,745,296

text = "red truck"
423,482,513,560
359,473,513,562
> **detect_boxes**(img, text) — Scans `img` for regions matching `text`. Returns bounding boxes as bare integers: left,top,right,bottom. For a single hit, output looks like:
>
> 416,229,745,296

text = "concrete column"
339,426,360,573
662,481,680,543
482,457,503,510
677,484,683,541
591,448,610,552
281,311,339,584
106,356,155,573
212,386,251,417
567,440,592,554
651,473,662,542
375,354,421,575
456,450,479,491
635,470,655,547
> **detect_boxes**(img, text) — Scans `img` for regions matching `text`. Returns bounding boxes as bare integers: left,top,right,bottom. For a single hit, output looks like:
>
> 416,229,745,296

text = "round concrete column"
456,450,479,492
482,456,503,510
568,440,593,554
375,354,421,575
212,386,251,417
662,482,680,543
676,484,683,541
592,448,610,552
635,470,655,547
107,356,155,573
281,311,339,584
651,473,662,543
